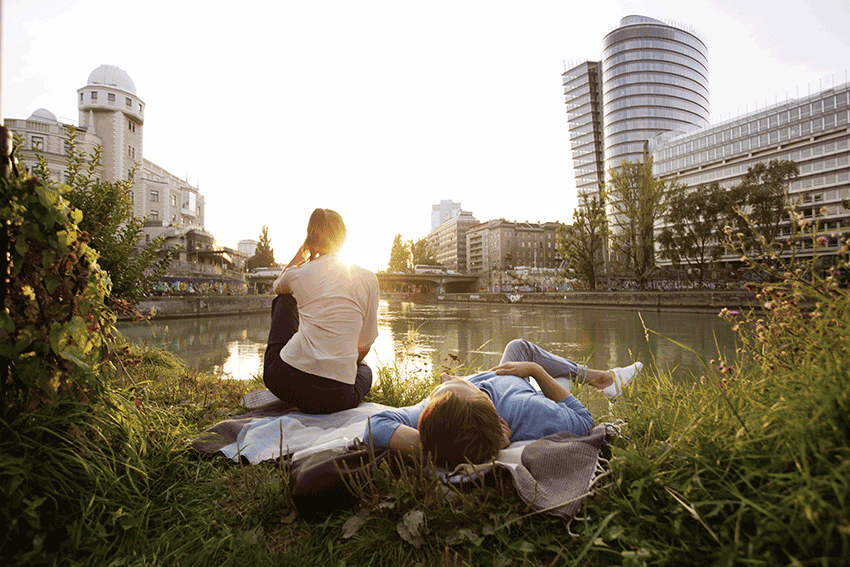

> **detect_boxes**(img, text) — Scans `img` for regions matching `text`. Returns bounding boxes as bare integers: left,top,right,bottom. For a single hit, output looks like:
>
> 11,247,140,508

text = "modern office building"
427,209,479,273
238,239,258,258
564,15,848,273
6,65,242,285
650,80,850,261
431,199,462,232
563,15,710,198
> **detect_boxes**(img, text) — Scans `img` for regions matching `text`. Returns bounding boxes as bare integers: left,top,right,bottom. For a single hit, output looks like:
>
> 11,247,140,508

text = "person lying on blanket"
365,339,643,470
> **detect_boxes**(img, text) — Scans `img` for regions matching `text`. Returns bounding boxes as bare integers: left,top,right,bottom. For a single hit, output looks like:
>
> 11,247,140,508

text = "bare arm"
357,346,371,363
286,241,309,268
491,361,570,403
273,241,310,294
386,424,422,462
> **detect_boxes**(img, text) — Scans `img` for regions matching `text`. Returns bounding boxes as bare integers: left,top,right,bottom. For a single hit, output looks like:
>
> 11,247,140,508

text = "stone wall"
437,290,761,314
127,290,761,321
132,295,273,320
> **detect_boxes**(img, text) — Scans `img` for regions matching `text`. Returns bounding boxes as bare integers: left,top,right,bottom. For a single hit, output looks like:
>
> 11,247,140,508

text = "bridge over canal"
377,272,479,294
244,271,479,295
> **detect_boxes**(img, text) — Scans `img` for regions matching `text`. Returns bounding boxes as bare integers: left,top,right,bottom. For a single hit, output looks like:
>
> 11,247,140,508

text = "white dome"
28,108,58,123
87,64,137,95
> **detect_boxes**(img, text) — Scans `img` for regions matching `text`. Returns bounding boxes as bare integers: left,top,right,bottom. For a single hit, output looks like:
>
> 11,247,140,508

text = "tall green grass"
4,242,850,565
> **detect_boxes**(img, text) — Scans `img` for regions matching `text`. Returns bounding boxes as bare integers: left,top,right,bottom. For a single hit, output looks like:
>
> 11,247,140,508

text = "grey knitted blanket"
191,393,610,519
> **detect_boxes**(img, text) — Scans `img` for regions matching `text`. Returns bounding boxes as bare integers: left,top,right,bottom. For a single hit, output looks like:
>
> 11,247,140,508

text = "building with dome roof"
5,65,248,287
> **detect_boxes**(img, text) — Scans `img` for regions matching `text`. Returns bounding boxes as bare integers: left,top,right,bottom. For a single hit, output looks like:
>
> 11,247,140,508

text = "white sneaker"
603,362,643,399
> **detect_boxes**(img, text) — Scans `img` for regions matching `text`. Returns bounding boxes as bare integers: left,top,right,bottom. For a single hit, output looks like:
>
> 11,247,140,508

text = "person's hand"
287,241,310,268
490,361,542,381
499,418,512,449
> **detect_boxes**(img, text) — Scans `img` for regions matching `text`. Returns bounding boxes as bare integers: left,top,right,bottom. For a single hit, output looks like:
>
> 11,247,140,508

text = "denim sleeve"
555,395,595,436
363,402,425,448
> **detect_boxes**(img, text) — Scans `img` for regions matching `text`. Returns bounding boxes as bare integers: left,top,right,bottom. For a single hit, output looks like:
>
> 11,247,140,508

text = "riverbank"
128,289,760,320
435,289,759,313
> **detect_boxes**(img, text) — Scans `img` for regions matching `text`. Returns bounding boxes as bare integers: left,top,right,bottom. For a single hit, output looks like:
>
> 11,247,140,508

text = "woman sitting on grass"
366,339,642,469
263,208,379,414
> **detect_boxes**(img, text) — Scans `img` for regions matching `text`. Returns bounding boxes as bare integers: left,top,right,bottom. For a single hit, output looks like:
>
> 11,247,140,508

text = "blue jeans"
499,339,588,388
263,294,372,414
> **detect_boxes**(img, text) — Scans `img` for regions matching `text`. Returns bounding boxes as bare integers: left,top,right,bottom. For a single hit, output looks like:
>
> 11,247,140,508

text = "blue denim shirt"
364,371,594,449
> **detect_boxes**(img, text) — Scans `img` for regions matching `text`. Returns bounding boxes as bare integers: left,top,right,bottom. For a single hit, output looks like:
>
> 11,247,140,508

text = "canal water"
116,300,737,383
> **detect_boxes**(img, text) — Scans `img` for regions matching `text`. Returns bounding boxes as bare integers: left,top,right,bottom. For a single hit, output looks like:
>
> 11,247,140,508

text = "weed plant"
3,180,849,564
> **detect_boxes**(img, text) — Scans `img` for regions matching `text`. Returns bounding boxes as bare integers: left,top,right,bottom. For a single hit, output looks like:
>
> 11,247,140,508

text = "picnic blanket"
191,391,614,519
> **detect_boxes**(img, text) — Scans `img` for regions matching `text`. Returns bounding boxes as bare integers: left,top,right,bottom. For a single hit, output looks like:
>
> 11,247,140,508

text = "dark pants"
263,294,372,414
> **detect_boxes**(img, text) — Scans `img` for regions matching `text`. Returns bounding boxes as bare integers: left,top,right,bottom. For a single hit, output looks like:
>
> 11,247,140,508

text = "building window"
129,191,134,203
80,93,84,101
150,190,159,202
108,93,115,102
128,120,135,132
126,97,132,107
150,210,159,221
171,194,177,206
172,214,176,223
31,136,43,150
91,91,97,101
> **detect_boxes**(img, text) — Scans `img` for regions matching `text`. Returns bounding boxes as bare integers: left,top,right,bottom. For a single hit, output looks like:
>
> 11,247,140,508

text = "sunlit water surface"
116,300,737,383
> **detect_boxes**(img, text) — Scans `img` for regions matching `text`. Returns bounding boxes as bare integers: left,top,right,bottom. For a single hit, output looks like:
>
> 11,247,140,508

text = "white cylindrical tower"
601,16,710,171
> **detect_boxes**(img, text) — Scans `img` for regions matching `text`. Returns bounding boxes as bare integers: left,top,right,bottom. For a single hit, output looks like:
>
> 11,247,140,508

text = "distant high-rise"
431,199,462,231
564,15,710,196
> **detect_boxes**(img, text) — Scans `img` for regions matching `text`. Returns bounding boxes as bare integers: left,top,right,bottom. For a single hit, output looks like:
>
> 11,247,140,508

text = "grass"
4,261,850,565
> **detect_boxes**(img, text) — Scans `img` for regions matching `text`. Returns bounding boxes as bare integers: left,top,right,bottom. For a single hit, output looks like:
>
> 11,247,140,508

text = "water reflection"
116,300,736,382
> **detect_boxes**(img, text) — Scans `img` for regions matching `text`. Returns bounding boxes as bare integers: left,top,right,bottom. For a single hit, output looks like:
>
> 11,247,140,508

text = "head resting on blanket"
418,375,503,469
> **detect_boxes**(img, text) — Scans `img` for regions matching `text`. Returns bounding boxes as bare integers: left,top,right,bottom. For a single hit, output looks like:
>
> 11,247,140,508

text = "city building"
431,199,462,232
466,219,565,287
427,209,479,273
6,64,244,290
563,15,710,200
564,15,848,274
239,239,258,258
650,80,850,263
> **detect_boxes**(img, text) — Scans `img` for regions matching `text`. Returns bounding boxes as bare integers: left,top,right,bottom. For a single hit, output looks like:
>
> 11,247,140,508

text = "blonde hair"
305,208,346,259
418,390,502,469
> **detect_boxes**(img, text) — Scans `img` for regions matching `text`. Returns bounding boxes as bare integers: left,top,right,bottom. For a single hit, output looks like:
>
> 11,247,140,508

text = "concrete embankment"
129,295,274,320
431,290,761,314
127,290,760,321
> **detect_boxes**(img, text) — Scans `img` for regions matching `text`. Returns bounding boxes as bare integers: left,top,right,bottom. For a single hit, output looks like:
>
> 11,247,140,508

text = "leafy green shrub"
26,126,179,310
1,174,115,416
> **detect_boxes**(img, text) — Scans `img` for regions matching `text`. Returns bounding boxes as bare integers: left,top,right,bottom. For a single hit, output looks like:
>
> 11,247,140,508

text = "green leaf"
45,274,62,295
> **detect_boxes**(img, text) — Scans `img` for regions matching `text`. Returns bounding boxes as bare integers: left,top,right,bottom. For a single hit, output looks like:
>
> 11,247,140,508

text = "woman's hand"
490,361,543,381
286,241,310,268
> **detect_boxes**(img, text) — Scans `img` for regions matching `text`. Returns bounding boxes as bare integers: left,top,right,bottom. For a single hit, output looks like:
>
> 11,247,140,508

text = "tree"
604,156,675,291
33,126,178,310
658,182,727,288
387,233,411,273
409,237,436,267
557,191,607,290
246,225,276,270
726,160,799,253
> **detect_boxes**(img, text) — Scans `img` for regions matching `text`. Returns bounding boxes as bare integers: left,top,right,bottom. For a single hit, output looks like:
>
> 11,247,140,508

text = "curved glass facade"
601,16,709,171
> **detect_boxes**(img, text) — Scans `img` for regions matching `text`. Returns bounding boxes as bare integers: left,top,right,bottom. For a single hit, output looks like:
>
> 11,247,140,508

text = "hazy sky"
3,0,848,271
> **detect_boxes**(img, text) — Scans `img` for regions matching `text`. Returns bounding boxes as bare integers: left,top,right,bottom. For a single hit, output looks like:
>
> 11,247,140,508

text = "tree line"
558,155,806,291
386,235,436,273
